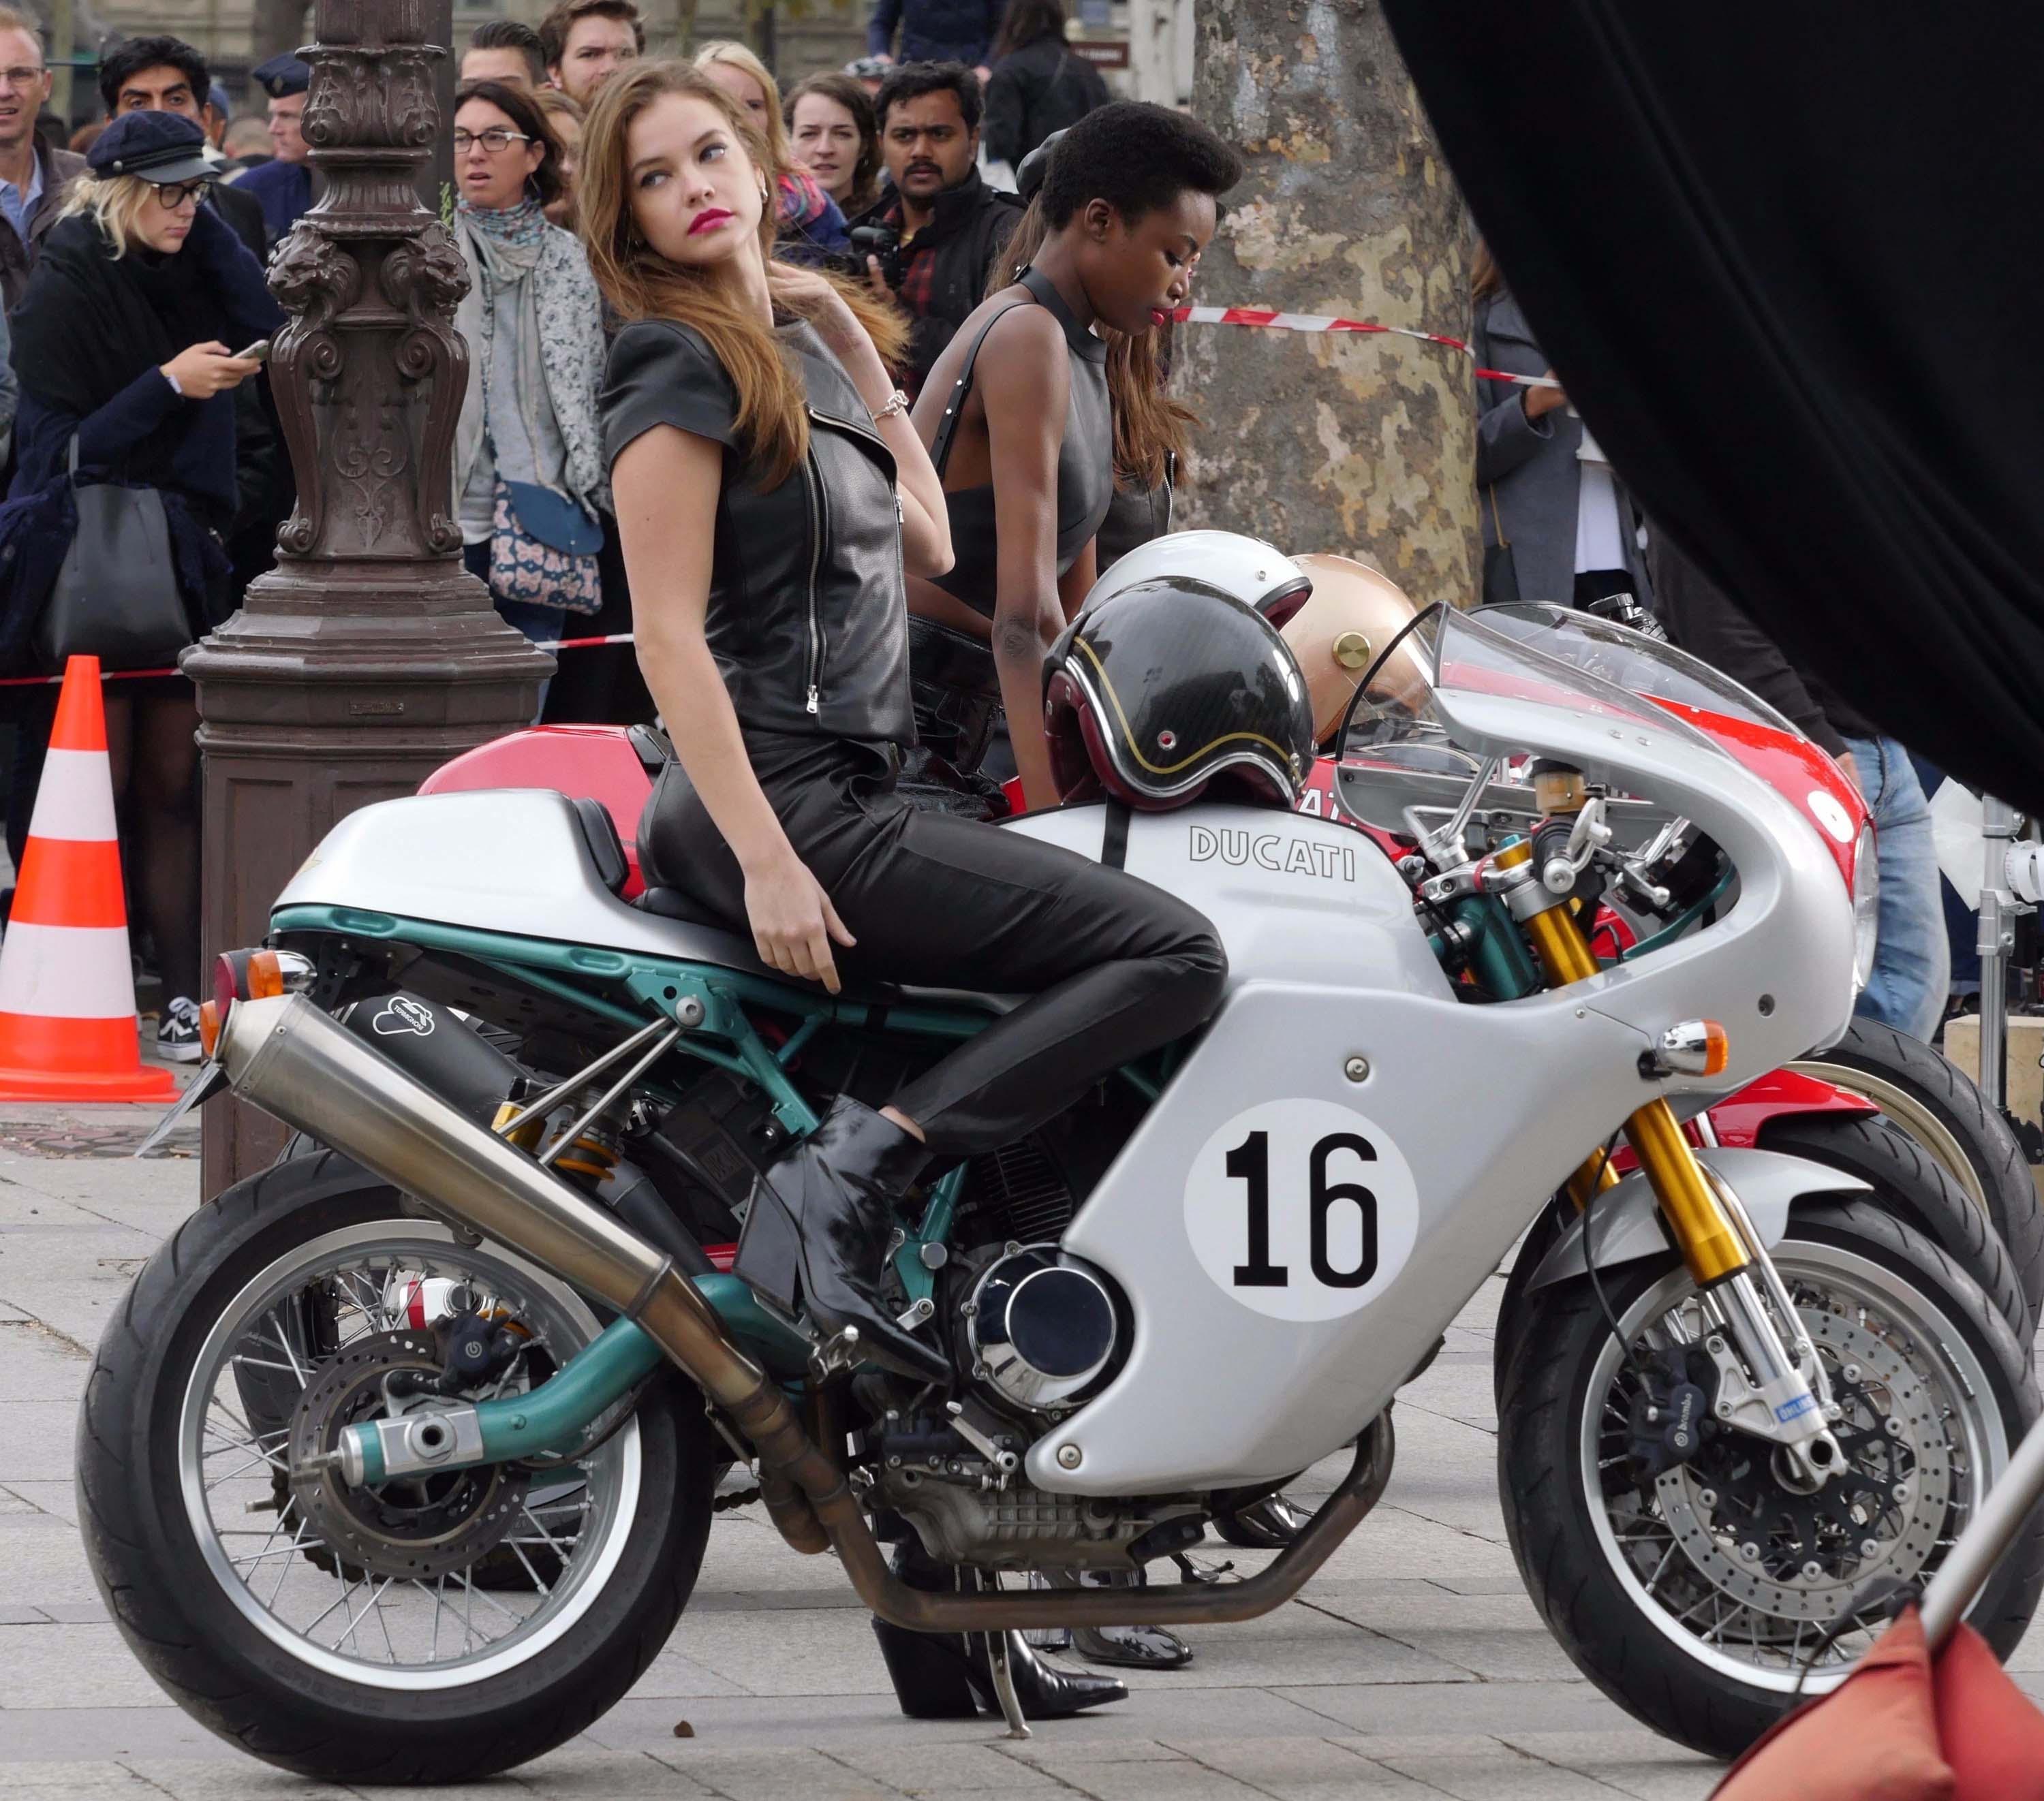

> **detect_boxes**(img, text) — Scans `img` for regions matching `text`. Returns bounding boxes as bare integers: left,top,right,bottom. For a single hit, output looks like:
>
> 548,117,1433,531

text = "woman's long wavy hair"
989,198,1194,493
580,61,908,489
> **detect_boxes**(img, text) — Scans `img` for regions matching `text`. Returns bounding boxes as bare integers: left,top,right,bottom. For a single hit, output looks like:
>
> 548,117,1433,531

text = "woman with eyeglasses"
1,110,281,1062
450,80,611,708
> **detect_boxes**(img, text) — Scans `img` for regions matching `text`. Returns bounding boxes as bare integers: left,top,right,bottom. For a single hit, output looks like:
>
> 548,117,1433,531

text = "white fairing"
276,672,1855,1500
1009,687,1855,1494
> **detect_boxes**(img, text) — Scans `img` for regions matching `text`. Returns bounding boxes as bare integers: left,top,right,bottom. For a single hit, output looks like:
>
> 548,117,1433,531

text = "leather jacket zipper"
802,444,826,713
798,407,888,718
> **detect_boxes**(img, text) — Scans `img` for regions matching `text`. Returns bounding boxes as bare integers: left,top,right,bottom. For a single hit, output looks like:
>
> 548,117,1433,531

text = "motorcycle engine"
959,1244,1119,1413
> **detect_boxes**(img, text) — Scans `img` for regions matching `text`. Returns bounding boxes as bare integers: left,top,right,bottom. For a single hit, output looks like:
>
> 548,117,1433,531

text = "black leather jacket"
600,317,915,749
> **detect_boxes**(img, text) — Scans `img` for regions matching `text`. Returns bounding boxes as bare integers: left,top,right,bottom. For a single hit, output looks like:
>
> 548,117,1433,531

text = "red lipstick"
688,206,734,237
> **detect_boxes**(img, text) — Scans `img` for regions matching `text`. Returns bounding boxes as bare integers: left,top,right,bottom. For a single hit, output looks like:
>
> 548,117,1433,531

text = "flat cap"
87,110,217,185
251,53,311,97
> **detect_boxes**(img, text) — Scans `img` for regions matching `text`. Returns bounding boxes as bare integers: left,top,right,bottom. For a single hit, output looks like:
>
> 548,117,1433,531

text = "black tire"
1498,1199,2044,1758
76,1149,717,1784
1758,1112,2034,1346
1793,1019,2044,1319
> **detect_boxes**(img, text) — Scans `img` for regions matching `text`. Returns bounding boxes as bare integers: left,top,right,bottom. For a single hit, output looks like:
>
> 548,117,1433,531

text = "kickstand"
972,1572,1031,1741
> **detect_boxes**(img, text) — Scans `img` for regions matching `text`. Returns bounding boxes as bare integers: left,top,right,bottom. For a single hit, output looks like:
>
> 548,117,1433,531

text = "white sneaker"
157,996,204,1063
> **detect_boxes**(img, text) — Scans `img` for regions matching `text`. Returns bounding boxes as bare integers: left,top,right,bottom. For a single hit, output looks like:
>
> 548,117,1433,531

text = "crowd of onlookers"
0,0,1117,1060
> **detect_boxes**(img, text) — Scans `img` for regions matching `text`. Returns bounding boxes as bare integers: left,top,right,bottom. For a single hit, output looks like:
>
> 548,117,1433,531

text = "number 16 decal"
1188,1101,1416,1321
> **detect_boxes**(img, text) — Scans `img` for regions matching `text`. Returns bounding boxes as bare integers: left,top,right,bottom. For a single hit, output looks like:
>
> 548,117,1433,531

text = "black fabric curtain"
1381,5,2044,811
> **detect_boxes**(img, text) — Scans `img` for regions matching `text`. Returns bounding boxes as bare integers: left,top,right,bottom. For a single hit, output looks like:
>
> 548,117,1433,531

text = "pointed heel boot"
871,1618,980,1719
733,1095,949,1384
965,1633,1127,1719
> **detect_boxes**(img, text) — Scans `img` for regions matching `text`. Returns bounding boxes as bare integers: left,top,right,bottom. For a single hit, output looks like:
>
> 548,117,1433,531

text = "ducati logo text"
1189,824,1355,882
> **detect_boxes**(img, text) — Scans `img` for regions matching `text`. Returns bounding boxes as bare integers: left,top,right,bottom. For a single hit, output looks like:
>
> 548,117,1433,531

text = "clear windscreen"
1476,603,1810,742
1350,604,1733,768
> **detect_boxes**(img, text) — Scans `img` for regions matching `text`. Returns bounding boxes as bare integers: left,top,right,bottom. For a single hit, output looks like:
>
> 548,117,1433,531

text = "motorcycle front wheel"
77,1150,717,1783
1496,1197,2044,1759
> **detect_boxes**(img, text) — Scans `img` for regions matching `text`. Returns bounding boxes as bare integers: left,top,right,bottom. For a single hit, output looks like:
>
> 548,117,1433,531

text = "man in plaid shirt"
848,63,1023,400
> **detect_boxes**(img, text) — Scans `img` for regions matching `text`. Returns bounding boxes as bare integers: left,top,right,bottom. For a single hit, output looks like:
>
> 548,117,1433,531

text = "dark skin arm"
980,304,1074,810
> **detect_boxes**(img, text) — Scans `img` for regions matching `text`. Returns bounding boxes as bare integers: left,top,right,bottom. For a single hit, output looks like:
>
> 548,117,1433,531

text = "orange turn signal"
246,949,285,1001
1699,1020,1730,1076
198,1000,222,1060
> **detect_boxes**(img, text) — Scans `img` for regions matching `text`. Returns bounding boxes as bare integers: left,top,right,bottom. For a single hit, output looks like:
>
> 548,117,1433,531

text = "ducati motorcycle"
78,602,2044,1779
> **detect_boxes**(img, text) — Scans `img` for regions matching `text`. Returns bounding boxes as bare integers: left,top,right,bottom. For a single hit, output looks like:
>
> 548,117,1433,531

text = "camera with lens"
846,221,906,291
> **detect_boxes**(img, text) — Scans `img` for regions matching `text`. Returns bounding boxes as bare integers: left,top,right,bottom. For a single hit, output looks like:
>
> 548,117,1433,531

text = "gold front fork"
1508,848,1750,1285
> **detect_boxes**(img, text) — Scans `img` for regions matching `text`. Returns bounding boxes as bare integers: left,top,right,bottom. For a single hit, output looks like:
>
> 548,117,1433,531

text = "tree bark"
1181,0,1478,610
251,0,311,67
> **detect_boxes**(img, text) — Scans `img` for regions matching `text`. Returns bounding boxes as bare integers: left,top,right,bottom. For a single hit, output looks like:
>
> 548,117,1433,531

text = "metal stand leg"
973,1573,1031,1740
1979,796,2019,1110
981,1630,1031,1740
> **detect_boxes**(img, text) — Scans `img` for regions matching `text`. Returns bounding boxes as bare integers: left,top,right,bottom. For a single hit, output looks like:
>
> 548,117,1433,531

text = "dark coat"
206,178,268,264
1474,292,1652,608
234,157,313,244
849,170,1023,396
0,146,87,312
867,0,1006,65
0,208,285,671
982,37,1110,169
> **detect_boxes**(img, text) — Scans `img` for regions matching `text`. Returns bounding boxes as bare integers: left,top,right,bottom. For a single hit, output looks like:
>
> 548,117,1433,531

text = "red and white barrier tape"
1169,304,1559,389
0,631,638,689
0,306,1531,693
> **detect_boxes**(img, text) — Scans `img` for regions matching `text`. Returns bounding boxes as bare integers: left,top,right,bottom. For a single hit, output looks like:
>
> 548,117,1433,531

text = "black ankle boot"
871,1617,980,1719
965,1631,1127,1719
734,1096,947,1383
870,1619,1126,1721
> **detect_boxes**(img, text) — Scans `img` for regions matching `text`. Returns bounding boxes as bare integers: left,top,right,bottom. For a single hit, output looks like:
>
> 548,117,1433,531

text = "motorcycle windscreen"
1378,4,2044,815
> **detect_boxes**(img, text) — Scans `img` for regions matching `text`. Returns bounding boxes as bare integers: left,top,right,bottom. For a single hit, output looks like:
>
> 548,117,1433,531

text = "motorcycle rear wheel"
1496,1198,2044,1759
77,1150,716,1783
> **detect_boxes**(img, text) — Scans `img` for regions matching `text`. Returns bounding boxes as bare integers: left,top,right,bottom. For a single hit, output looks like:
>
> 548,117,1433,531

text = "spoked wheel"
78,1154,715,1783
1498,1199,2044,1757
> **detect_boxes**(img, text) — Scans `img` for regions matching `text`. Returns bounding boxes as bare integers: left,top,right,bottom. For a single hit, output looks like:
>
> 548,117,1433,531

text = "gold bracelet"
871,388,910,422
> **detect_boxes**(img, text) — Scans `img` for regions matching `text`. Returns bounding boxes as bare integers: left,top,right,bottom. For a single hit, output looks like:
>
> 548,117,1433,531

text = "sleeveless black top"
928,267,1113,615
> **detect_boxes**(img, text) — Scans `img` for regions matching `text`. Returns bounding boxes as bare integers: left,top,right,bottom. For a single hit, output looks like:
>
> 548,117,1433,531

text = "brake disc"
1655,1305,1952,1623
287,1328,529,1582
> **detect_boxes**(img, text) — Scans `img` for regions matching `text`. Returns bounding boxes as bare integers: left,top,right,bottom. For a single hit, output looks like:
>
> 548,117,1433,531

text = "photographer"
846,62,1021,398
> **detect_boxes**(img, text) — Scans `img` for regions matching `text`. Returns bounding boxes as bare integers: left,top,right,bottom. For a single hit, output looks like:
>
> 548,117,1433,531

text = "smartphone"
232,339,271,364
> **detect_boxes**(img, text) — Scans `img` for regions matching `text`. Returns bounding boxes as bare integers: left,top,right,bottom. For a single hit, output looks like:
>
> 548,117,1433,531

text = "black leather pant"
639,735,1228,1156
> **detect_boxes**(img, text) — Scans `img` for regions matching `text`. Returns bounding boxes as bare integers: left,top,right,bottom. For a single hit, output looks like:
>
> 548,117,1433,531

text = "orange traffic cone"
0,657,178,1101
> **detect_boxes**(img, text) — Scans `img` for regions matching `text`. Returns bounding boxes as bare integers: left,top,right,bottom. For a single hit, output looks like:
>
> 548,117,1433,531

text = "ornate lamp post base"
191,0,551,1190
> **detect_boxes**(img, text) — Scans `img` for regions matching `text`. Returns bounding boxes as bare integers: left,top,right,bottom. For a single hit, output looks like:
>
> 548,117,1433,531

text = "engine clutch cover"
964,1245,1118,1411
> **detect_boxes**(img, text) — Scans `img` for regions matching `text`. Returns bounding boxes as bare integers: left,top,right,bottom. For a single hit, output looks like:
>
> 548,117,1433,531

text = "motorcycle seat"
633,883,1016,1017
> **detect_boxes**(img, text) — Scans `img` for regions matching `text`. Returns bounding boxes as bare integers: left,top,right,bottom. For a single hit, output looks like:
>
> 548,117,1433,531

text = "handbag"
35,436,193,670
1481,482,1521,608
489,477,602,616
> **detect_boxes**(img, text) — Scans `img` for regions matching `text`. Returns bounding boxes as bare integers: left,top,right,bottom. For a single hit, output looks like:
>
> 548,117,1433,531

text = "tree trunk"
251,0,311,67
1181,0,1478,610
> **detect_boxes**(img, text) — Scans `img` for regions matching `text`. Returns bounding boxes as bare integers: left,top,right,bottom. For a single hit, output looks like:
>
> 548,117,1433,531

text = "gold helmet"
1279,554,1422,744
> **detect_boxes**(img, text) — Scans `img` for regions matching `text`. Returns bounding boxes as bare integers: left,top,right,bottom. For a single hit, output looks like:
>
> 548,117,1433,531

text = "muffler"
216,993,1397,1629
216,993,835,1554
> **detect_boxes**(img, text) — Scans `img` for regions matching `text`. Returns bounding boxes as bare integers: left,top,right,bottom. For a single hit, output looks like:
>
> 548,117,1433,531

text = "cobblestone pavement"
1,1100,2036,1800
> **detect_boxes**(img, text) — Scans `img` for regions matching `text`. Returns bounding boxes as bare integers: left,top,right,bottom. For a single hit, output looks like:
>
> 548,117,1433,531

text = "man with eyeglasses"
97,36,267,263
234,53,315,244
0,3,84,312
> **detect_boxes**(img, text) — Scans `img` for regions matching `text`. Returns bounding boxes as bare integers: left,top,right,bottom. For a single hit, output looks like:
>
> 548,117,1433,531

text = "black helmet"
1044,578,1316,810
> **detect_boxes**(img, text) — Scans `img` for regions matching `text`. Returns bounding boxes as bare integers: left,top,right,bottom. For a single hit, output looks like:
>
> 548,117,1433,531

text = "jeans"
463,542,563,721
1841,734,1951,1042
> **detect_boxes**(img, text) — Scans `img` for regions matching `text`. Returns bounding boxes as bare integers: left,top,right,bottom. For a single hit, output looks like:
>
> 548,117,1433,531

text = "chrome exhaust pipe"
217,994,1397,1625
216,994,833,1554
